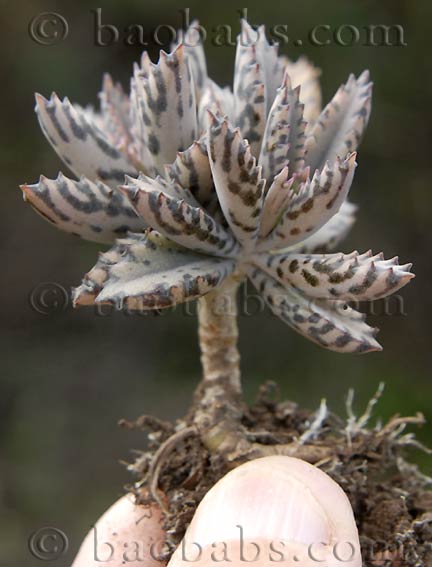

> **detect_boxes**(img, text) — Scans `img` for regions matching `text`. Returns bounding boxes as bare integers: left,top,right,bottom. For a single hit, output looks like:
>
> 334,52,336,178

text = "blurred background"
1,0,431,564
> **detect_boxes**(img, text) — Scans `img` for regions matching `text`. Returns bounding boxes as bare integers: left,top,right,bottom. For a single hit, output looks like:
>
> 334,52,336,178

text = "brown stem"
194,276,331,467
197,275,242,393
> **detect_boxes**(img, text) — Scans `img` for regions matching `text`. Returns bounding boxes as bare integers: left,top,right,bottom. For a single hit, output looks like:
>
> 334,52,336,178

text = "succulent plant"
21,21,414,466
22,21,413,361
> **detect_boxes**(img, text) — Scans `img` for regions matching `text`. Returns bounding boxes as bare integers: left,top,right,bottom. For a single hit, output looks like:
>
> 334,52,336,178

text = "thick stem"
197,275,242,393
193,276,331,466
193,276,246,457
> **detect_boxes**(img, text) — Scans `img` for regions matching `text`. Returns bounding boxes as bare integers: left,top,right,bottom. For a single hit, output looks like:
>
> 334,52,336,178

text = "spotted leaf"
289,201,357,254
207,116,265,251
35,93,137,188
305,71,372,172
247,266,382,353
260,153,356,251
73,231,235,310
176,20,208,100
122,175,239,257
198,79,235,131
21,173,144,244
132,45,198,174
131,171,201,205
284,56,322,127
259,73,307,182
252,250,414,301
259,167,294,238
99,73,132,150
233,35,266,157
239,21,285,113
129,72,157,175
164,137,214,207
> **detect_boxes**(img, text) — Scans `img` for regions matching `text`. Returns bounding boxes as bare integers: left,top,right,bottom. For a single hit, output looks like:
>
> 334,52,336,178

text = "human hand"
72,456,362,567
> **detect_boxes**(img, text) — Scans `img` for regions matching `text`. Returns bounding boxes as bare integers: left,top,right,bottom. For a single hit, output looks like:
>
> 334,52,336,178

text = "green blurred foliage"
0,0,431,564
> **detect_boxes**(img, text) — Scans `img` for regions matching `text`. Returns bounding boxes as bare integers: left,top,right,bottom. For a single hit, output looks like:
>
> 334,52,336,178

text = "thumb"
168,455,362,567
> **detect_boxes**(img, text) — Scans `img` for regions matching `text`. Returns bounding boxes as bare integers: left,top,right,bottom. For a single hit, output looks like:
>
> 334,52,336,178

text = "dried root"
147,426,197,512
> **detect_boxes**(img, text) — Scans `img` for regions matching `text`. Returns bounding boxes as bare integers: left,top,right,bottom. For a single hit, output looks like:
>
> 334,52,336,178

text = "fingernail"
168,456,362,566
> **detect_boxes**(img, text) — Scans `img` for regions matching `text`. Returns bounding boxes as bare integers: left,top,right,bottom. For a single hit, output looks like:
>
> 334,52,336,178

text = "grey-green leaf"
74,231,236,310
247,265,383,353
21,173,144,244
35,93,137,188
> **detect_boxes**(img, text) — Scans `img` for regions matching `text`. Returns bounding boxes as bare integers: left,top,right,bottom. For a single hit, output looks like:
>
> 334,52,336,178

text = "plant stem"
197,275,242,393
193,275,331,466
194,275,250,459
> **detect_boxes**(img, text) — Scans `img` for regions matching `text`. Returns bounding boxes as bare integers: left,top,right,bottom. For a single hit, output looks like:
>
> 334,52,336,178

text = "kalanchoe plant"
21,21,414,478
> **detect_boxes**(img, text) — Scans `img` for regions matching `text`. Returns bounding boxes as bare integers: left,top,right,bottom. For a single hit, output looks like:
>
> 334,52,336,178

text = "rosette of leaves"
21,22,414,466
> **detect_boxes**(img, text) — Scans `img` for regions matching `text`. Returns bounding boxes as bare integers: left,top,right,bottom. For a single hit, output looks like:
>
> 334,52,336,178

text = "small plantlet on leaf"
21,20,421,566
